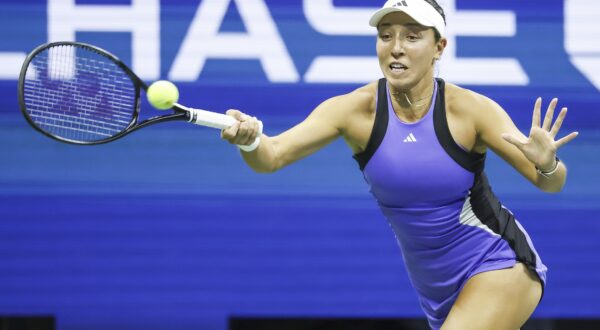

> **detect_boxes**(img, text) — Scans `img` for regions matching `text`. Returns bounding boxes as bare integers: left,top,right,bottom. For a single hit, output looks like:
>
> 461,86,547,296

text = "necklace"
390,84,434,110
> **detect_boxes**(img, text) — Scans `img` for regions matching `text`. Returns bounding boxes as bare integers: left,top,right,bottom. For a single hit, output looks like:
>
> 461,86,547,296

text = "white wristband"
237,137,260,152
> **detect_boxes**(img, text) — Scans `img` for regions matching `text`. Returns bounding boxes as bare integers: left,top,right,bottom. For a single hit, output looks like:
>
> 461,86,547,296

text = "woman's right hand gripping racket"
17,41,261,151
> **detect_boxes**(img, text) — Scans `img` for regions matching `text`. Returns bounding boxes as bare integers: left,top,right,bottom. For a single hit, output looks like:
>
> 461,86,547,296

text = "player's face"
376,12,445,90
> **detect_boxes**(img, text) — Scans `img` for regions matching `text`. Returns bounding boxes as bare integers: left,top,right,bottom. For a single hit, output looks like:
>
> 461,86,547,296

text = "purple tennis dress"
353,78,547,329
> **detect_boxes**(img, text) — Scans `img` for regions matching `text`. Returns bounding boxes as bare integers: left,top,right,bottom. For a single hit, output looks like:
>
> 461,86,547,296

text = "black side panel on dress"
469,172,541,280
353,78,389,171
433,78,486,173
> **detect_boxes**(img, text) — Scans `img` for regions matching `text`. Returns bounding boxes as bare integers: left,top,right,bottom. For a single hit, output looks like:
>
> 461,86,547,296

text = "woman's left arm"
476,96,578,193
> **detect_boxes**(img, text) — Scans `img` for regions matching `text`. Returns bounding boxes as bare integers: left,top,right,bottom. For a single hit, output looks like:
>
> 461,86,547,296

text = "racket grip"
180,104,263,152
183,106,236,129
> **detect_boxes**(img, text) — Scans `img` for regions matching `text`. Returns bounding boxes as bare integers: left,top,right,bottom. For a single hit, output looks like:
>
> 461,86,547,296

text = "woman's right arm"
221,86,373,173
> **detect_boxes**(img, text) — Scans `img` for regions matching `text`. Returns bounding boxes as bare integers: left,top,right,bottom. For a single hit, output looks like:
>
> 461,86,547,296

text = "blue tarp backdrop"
1,0,599,329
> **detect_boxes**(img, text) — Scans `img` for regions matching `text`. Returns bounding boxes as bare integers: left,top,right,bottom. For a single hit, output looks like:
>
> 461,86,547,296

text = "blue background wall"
1,1,599,329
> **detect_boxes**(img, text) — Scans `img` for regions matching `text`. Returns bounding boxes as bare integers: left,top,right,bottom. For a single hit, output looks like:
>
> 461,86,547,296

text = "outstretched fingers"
531,97,542,129
548,106,579,149
542,98,558,131
555,131,579,149
549,107,568,138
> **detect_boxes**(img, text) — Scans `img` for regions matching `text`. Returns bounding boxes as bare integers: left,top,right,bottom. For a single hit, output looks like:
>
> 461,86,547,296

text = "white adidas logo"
403,133,417,143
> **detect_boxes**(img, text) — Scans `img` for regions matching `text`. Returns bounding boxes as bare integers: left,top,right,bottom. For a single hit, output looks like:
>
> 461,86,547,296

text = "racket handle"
178,104,236,129
178,103,263,152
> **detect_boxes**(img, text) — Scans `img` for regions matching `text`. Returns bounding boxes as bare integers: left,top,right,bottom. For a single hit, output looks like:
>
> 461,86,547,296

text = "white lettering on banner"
0,1,596,88
47,0,160,80
305,57,380,84
303,0,380,83
303,0,528,85
169,0,298,82
0,53,27,80
440,0,527,85
304,0,373,35
565,0,600,91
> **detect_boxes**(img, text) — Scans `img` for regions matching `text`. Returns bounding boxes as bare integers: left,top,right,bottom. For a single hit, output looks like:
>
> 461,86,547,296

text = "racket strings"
23,44,136,142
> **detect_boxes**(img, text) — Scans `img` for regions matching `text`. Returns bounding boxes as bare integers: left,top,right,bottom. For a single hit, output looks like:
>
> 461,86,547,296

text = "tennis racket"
18,41,261,146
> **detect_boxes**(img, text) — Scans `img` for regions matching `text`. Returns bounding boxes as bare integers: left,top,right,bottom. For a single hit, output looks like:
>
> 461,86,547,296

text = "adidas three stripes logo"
403,133,417,143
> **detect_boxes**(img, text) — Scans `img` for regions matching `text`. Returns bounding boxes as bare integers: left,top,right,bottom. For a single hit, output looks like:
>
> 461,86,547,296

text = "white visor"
369,0,446,38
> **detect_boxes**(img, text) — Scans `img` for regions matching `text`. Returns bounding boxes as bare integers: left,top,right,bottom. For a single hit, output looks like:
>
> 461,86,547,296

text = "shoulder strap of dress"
353,78,389,171
432,78,486,173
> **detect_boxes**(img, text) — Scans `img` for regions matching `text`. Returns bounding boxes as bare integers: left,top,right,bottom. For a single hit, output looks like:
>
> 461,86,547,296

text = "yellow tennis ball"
147,80,179,110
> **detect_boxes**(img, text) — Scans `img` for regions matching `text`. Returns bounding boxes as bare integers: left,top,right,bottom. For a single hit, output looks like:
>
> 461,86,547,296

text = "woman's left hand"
501,97,578,171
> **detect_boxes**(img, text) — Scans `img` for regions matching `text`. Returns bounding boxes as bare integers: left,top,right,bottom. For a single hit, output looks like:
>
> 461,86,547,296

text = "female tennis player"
221,0,578,329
